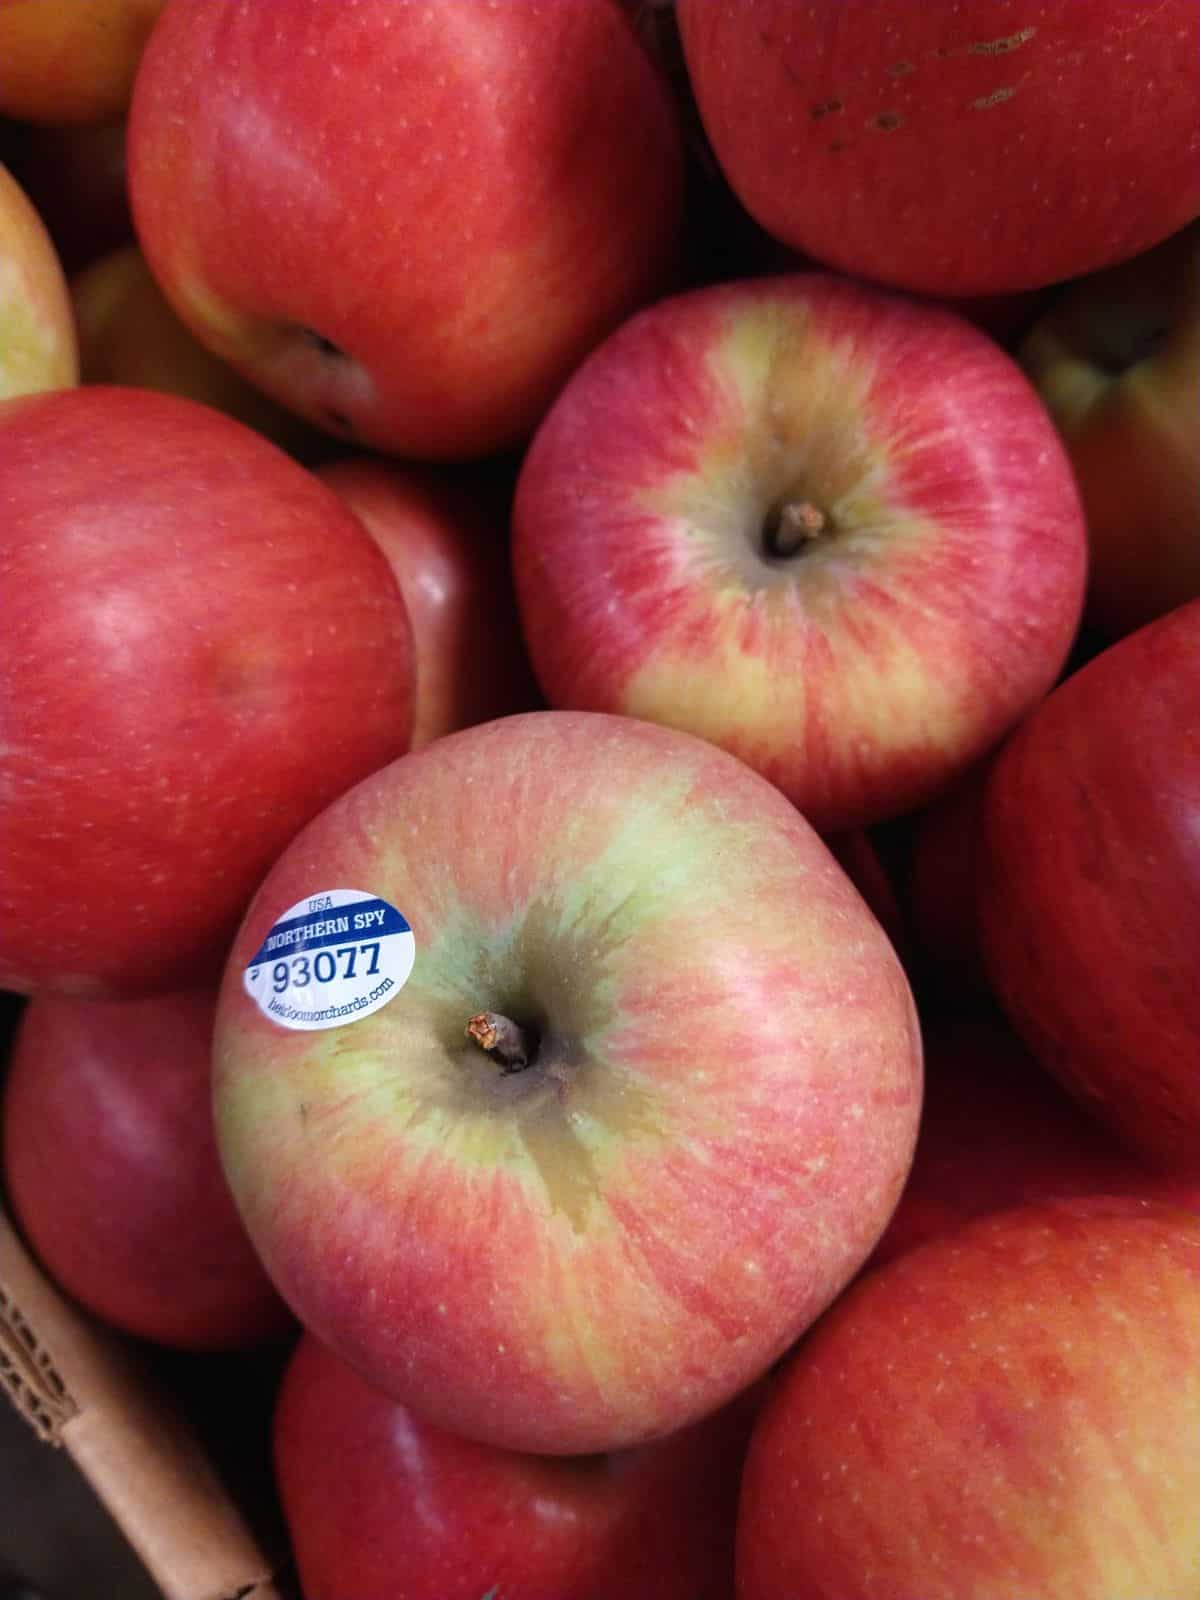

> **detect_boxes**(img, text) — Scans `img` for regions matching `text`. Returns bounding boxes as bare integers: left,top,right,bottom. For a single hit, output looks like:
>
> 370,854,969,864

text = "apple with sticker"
212,709,922,1457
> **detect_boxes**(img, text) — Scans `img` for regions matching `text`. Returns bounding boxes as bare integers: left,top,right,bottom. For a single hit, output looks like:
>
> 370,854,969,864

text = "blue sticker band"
245,898,411,967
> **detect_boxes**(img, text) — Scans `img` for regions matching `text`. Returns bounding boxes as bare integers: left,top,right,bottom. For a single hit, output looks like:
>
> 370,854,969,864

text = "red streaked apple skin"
677,0,1200,298
1,989,291,1351
273,1331,761,1600
737,1196,1200,1598
978,599,1200,1172
126,0,685,460
0,385,416,998
315,456,542,749
213,710,922,1456
513,273,1087,833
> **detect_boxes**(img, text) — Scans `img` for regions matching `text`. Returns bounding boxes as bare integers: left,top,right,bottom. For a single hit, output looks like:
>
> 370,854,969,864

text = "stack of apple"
1,1,1198,1594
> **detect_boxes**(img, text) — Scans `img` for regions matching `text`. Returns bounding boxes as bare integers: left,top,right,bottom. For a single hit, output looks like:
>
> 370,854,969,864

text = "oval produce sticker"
242,889,414,1032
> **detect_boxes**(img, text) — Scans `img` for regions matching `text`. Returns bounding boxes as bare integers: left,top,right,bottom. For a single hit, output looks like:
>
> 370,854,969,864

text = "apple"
72,245,326,460
737,1195,1200,1598
676,0,1200,298
0,0,165,125
871,1003,1200,1270
978,598,1200,1173
1,988,292,1351
512,272,1087,834
0,385,416,999
0,161,78,399
212,710,922,1456
315,456,542,749
126,0,685,460
273,1330,761,1600
1019,219,1200,638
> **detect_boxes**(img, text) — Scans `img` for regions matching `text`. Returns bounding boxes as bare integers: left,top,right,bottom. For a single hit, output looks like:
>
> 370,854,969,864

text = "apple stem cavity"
763,497,829,560
466,1011,535,1073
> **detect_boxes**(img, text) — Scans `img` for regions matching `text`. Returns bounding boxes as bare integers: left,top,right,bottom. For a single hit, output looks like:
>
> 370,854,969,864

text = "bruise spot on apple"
871,111,904,131
810,98,844,119
888,61,916,78
968,27,1037,56
970,86,1017,109
933,27,1036,61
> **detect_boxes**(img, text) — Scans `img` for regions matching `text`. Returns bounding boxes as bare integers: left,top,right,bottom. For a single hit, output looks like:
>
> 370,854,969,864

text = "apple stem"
466,1011,532,1073
765,498,828,559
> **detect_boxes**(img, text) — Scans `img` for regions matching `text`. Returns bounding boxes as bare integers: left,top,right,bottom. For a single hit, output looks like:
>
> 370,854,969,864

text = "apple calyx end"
466,1010,535,1073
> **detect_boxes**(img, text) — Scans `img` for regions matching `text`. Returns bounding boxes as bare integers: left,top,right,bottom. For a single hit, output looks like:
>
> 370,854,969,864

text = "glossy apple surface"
0,386,416,998
213,710,922,1455
315,457,541,748
739,1196,1200,1598
127,0,685,459
1020,219,1200,638
0,161,78,398
72,245,325,459
2,989,291,1350
978,599,1200,1172
0,0,165,124
871,1004,1200,1270
513,273,1087,833
273,1331,760,1600
677,0,1200,297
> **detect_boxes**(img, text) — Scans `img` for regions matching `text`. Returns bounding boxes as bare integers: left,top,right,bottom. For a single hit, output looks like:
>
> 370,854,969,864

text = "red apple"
315,457,542,749
126,0,685,460
738,1195,1200,1597
0,160,78,398
978,599,1200,1172
0,385,416,998
676,0,1200,298
212,710,922,1455
1019,219,1200,638
273,1330,760,1600
871,1003,1200,1270
0,0,165,125
72,245,326,460
512,273,1087,833
1,988,291,1350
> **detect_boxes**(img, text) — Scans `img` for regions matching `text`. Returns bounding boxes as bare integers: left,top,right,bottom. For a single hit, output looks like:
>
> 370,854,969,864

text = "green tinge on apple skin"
514,276,1088,835
215,750,836,1231
0,274,76,397
211,711,920,1452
